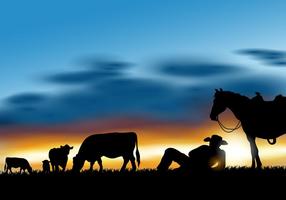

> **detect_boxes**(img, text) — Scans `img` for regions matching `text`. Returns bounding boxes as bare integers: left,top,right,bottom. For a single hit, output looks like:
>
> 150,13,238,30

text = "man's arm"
188,145,208,158
215,150,226,170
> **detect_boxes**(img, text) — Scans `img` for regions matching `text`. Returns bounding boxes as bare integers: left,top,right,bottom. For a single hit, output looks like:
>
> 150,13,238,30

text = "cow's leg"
247,136,262,169
98,158,103,172
62,158,68,172
130,155,136,171
55,165,59,172
51,164,55,172
89,161,95,171
120,156,129,172
62,163,67,172
9,167,12,174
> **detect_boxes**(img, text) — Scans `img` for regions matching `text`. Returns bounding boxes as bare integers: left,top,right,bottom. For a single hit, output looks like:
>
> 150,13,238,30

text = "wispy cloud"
6,93,47,105
159,61,241,77
237,49,286,66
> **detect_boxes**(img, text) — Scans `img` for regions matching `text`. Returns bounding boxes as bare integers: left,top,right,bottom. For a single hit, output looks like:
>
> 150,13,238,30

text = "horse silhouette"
210,88,286,168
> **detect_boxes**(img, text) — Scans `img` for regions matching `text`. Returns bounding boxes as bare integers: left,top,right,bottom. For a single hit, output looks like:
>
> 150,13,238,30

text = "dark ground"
1,167,285,198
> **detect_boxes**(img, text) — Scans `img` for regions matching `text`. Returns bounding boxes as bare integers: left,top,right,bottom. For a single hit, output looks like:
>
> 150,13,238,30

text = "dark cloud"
0,76,208,125
159,61,241,77
45,70,118,85
81,58,132,72
45,58,132,85
0,55,284,127
6,93,46,105
50,78,193,122
238,49,286,66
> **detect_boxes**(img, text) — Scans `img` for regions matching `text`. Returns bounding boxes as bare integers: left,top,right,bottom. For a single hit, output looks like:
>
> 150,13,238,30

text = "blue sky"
1,0,286,126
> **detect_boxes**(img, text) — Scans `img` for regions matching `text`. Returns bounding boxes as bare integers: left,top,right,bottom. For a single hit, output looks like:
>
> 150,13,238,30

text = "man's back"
188,145,225,170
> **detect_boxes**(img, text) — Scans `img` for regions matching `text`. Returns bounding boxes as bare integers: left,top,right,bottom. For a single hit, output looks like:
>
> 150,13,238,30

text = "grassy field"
1,167,285,198
2,166,286,178
2,166,286,176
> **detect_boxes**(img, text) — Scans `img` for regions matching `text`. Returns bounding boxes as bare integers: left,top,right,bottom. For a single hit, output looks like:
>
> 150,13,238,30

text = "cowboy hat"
204,134,228,145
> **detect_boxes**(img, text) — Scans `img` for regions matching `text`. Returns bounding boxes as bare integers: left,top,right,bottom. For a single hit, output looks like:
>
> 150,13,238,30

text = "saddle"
274,94,286,104
250,95,286,145
250,94,286,109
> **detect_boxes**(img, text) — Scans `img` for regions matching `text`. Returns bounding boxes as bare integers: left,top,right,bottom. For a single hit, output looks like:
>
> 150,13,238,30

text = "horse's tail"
4,163,7,172
134,133,140,168
267,138,276,145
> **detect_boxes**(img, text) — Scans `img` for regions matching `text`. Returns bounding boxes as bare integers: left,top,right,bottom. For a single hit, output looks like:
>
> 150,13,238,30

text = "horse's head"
210,88,227,121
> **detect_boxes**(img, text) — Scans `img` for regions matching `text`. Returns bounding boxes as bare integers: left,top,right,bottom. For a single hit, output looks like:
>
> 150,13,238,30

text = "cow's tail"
135,134,140,168
4,162,7,172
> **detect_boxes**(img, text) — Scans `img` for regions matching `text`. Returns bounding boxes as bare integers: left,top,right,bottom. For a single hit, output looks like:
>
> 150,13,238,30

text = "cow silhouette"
4,157,32,174
49,144,73,172
72,132,140,172
42,160,50,173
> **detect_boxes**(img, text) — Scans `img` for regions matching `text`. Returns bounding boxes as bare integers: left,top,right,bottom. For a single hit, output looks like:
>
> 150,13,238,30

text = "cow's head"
72,154,85,173
27,165,33,174
60,144,74,155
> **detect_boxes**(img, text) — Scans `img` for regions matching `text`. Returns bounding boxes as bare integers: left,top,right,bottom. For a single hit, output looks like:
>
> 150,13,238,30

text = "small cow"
49,144,73,172
72,132,140,172
42,160,50,173
4,157,32,174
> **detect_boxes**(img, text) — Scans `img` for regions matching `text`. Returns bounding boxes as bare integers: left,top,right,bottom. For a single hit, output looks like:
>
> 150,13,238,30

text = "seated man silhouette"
157,134,227,172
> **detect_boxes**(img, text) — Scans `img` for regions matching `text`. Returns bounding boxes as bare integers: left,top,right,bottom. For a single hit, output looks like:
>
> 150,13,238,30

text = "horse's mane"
221,91,250,102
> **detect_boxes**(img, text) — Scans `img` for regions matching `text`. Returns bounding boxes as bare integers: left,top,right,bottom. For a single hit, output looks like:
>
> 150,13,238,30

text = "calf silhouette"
72,132,140,172
49,144,73,172
4,157,32,174
42,160,50,173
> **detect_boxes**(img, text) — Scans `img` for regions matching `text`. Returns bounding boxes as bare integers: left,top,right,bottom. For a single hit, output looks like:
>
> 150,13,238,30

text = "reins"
267,138,276,145
217,116,241,133
217,116,277,145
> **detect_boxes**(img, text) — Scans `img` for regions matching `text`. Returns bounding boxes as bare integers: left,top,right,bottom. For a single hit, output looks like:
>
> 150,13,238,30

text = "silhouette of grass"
1,166,286,177
0,167,285,197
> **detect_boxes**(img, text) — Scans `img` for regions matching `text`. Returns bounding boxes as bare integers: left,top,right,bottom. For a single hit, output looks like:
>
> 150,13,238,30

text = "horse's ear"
220,88,223,91
215,89,219,92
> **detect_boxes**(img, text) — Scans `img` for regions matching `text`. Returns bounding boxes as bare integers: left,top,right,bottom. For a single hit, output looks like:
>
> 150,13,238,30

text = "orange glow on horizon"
1,115,286,172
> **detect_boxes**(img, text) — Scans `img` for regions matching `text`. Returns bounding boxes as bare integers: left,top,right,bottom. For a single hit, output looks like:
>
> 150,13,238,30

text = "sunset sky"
1,0,286,171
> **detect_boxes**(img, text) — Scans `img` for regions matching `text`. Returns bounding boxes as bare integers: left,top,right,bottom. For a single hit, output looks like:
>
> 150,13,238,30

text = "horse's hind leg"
254,145,262,169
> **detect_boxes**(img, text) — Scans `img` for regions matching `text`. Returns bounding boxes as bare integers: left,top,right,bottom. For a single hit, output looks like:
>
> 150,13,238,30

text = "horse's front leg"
247,135,262,169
